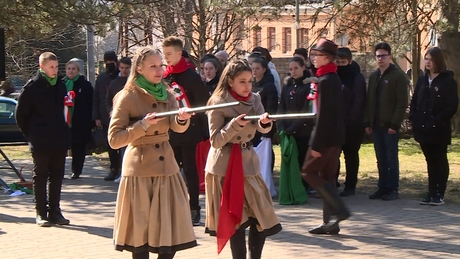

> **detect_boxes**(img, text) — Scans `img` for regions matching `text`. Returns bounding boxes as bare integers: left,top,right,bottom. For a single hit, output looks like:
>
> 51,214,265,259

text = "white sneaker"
114,176,121,183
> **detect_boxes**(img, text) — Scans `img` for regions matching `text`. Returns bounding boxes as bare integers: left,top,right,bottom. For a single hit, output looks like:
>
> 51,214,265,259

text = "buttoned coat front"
108,84,189,177
205,93,272,177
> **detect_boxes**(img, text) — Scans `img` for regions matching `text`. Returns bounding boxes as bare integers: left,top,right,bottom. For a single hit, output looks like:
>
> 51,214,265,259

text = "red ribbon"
217,144,245,254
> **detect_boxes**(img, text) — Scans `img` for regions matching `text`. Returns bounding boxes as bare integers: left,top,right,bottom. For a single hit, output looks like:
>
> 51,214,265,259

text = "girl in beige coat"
205,60,282,259
108,47,196,259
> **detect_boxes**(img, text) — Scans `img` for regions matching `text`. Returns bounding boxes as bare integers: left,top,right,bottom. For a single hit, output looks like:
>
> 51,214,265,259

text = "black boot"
104,168,119,181
70,172,80,179
48,207,70,225
309,203,340,234
248,224,266,259
230,228,247,259
36,209,51,227
191,206,201,226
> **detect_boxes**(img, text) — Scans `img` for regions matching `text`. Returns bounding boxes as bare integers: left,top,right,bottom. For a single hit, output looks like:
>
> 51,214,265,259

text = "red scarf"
229,88,251,102
307,62,337,112
316,62,337,77
217,144,245,254
164,57,190,78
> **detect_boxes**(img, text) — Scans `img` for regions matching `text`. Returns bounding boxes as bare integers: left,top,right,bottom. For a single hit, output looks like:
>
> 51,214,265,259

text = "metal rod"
154,101,240,118
243,113,316,120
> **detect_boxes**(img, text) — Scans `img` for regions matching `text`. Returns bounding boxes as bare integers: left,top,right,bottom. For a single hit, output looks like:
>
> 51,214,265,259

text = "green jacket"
364,64,408,130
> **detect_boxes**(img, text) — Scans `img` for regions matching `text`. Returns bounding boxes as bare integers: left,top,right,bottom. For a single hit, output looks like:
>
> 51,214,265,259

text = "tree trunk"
439,0,460,133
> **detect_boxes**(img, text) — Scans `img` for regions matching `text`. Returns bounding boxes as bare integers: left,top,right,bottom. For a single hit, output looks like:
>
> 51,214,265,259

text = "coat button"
248,134,252,138
422,125,425,128
155,144,160,148
159,156,164,161
152,103,157,108
237,136,241,140
154,131,159,135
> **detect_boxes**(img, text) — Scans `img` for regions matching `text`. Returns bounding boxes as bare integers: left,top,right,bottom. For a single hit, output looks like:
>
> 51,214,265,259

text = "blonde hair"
65,60,80,72
39,52,58,65
125,46,163,91
207,60,252,105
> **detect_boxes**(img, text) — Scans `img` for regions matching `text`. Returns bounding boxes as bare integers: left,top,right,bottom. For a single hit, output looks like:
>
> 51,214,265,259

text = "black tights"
131,251,176,259
230,223,266,259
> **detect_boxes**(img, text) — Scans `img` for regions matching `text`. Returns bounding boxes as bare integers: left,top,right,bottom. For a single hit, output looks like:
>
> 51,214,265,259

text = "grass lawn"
2,137,459,203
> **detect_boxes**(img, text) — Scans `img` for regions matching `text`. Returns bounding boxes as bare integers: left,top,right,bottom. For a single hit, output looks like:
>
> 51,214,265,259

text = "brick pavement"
1,156,460,259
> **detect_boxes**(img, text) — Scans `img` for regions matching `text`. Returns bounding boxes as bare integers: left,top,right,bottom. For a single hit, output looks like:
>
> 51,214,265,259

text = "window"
253,27,261,46
300,28,309,47
0,100,16,119
282,27,292,53
267,27,276,51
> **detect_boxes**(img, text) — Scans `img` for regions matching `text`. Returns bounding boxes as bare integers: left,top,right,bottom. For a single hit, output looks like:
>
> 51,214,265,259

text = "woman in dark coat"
203,58,221,95
277,57,314,204
250,57,278,145
278,57,314,171
409,47,458,206
63,60,94,179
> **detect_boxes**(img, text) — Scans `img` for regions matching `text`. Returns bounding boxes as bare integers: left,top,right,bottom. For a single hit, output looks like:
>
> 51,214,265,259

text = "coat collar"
224,92,256,115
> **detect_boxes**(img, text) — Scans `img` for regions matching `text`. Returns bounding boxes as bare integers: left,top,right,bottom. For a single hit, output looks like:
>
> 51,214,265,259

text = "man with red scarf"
301,38,350,235
162,36,210,226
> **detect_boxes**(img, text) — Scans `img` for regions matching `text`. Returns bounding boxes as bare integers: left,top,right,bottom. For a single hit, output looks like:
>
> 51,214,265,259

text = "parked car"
0,96,26,143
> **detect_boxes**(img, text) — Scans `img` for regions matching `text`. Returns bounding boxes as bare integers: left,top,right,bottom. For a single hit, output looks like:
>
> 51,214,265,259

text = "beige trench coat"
205,93,272,177
108,85,189,177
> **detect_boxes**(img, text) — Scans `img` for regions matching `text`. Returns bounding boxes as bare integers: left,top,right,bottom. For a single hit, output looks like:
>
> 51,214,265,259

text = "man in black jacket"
162,37,210,226
92,50,121,181
16,52,71,227
335,47,367,197
106,57,131,114
301,39,349,235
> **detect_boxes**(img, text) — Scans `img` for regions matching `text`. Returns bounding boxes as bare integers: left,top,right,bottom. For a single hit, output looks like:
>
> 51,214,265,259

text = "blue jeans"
372,127,400,192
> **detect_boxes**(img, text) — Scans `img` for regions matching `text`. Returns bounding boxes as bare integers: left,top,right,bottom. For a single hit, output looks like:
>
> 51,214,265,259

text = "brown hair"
162,36,183,51
424,47,447,75
207,60,252,105
204,58,222,74
39,52,58,65
125,46,164,91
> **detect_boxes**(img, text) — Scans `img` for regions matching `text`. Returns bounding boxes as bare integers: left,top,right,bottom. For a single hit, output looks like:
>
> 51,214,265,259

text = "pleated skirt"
114,172,197,254
205,173,282,236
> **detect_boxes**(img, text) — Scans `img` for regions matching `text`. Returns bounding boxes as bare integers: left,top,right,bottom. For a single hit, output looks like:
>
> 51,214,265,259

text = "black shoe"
420,193,432,205
340,189,355,197
104,169,119,181
36,214,51,227
191,207,201,226
369,189,387,199
382,191,399,201
48,208,70,225
309,222,340,235
430,195,445,206
70,173,80,180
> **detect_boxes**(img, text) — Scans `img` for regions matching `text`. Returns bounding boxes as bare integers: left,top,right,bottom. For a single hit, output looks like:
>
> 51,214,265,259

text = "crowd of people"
13,34,458,258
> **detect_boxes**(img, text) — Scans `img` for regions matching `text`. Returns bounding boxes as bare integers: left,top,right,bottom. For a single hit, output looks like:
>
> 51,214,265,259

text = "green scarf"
39,68,58,86
135,75,167,101
64,75,79,128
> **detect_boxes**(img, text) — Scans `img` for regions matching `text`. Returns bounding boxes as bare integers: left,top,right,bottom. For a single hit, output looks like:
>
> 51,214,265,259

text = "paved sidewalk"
1,156,460,259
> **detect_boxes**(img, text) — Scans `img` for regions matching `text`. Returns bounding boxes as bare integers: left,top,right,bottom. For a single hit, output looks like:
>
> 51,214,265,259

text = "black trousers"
172,145,199,210
71,141,87,175
420,143,449,197
230,223,266,259
103,125,122,170
338,126,364,190
32,149,67,215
